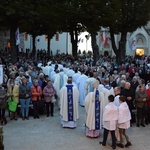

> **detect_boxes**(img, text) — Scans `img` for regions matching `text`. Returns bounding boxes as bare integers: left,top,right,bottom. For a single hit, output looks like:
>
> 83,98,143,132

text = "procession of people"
0,52,150,149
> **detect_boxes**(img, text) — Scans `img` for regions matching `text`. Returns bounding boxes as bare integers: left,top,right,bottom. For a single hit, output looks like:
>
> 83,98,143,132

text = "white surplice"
103,102,118,131
59,71,68,89
101,85,114,112
118,102,131,129
76,74,88,106
114,95,120,107
52,73,60,97
72,73,81,85
85,77,96,95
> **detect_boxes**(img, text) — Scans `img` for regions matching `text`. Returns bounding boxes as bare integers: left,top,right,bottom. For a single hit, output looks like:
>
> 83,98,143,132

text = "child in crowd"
100,95,118,149
117,95,132,148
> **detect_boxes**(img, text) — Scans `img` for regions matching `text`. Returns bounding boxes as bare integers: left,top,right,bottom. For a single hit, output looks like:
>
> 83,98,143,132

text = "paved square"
2,106,150,150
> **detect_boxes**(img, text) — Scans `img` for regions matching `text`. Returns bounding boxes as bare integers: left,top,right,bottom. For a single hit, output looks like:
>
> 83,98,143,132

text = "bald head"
125,82,131,89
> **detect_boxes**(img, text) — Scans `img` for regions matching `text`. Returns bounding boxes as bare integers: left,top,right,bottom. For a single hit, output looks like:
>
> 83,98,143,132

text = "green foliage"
0,0,149,62
88,51,92,56
78,49,81,54
83,50,86,54
102,0,150,33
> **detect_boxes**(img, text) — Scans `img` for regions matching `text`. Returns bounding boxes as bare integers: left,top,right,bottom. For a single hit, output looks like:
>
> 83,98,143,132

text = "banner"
132,37,136,51
15,27,20,45
0,65,3,84
100,32,105,41
103,37,109,47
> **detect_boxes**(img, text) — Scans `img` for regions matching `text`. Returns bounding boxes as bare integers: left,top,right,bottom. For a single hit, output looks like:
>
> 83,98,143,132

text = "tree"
102,0,150,64
57,0,85,58
80,0,104,65
38,0,60,56
20,0,46,56
0,0,37,63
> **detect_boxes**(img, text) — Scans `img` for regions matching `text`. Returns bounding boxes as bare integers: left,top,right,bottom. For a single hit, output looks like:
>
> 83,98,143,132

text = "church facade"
97,22,150,57
0,22,149,57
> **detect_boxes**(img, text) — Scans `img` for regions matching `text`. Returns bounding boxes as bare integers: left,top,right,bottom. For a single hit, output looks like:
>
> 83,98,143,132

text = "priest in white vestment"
76,70,88,106
66,68,75,77
59,69,68,89
72,68,81,86
85,80,104,138
85,72,96,95
100,95,118,150
101,79,114,111
60,77,79,128
43,64,53,77
117,95,132,148
51,70,60,108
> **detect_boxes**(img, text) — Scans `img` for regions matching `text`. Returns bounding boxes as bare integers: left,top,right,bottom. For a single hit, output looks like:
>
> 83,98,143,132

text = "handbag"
8,97,18,112
51,96,56,103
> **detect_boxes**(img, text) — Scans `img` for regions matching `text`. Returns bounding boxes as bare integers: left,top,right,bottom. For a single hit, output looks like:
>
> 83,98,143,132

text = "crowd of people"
0,52,150,149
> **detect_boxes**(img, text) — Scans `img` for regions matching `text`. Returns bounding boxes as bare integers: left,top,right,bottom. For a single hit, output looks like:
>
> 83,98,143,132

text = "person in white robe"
62,65,69,74
98,78,105,92
43,62,53,77
58,64,63,70
114,87,121,107
117,95,132,148
59,69,68,89
60,77,79,128
85,72,96,95
99,95,118,150
51,69,60,108
43,65,50,76
85,80,104,138
72,68,80,86
76,70,88,106
66,67,75,77
101,79,114,111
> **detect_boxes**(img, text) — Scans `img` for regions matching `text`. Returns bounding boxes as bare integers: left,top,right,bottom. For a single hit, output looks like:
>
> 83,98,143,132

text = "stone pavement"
2,105,150,150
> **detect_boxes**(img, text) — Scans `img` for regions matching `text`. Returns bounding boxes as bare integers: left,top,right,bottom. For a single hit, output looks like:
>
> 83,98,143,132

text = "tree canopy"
0,0,149,63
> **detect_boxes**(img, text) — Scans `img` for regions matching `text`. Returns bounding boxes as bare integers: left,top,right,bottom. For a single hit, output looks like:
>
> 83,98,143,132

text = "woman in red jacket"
31,79,42,119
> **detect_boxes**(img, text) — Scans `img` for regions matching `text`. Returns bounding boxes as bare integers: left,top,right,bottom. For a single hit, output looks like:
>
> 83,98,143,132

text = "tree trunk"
32,34,36,56
91,32,99,66
10,26,18,63
116,42,126,64
70,28,78,58
47,33,54,57
110,28,127,65
47,35,51,57
117,32,127,64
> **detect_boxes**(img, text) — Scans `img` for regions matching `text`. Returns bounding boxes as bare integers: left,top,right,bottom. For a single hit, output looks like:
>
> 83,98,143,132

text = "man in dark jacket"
121,82,135,124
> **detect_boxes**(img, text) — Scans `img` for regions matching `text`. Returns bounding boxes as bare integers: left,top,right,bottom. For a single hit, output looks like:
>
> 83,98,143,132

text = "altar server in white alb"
100,95,118,150
101,79,114,110
117,95,132,148
85,80,104,138
60,77,79,128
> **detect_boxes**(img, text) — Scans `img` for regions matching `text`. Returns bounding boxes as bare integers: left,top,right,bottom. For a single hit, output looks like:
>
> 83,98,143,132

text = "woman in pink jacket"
43,80,56,117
